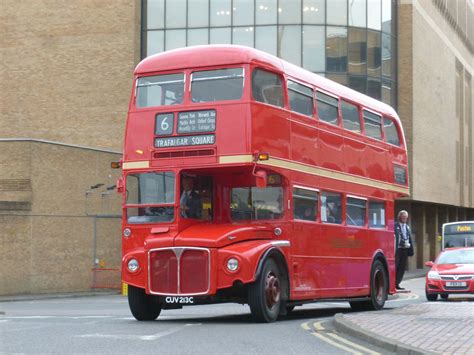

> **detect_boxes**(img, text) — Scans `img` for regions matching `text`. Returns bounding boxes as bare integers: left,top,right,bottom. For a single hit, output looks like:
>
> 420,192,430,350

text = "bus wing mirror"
424,261,434,267
116,177,124,194
255,170,267,188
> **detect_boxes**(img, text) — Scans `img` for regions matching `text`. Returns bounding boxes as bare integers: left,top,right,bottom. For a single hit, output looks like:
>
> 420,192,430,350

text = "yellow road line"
311,332,364,355
326,333,380,355
301,321,311,331
305,321,380,355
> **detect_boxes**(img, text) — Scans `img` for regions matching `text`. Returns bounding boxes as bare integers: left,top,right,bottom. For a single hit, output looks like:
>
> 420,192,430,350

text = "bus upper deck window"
191,68,244,103
252,69,284,108
341,101,361,133
363,110,383,140
288,80,314,117
136,73,185,108
316,91,339,125
383,117,401,146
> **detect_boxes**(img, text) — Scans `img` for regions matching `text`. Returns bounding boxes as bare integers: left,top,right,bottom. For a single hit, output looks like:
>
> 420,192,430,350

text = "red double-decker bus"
118,45,409,322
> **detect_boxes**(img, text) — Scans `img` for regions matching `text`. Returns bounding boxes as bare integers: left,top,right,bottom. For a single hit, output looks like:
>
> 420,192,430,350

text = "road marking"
326,333,380,355
0,316,113,319
311,332,364,355
302,321,380,355
75,323,199,341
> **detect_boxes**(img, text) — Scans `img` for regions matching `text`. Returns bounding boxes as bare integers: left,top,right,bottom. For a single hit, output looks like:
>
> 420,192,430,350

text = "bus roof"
135,45,399,120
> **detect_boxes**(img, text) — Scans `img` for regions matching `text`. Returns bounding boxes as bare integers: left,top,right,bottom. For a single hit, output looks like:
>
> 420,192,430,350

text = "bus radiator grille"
149,248,210,295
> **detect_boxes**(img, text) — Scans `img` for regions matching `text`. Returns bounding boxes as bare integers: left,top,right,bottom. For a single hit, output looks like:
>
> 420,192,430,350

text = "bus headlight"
127,259,139,272
226,258,239,272
123,228,131,238
427,271,440,280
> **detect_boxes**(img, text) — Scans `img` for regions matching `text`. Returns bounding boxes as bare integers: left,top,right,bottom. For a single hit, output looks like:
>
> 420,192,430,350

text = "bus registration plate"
164,296,194,304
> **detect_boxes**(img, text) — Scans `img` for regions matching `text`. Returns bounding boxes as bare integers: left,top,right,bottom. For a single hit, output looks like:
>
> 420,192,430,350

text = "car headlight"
127,259,139,272
226,258,239,272
427,271,440,280
123,228,131,238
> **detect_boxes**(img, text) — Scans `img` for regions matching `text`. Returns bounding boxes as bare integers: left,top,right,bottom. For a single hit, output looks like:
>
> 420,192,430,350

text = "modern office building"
1,0,472,294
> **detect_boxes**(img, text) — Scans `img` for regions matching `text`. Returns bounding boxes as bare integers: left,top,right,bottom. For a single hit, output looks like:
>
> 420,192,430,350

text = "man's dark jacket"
394,222,414,257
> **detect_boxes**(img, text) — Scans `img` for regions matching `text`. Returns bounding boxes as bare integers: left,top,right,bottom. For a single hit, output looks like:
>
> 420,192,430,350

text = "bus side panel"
250,103,290,160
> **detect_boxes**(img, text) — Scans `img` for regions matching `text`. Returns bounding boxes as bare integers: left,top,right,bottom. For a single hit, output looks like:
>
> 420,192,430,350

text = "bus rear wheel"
128,285,162,321
248,258,283,323
350,259,387,311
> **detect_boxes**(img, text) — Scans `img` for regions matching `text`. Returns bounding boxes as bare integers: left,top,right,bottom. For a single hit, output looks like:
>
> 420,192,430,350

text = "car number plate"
164,296,194,304
446,281,466,287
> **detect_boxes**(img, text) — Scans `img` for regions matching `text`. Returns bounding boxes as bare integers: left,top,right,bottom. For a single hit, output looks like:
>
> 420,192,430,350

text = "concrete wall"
399,0,473,208
0,141,122,295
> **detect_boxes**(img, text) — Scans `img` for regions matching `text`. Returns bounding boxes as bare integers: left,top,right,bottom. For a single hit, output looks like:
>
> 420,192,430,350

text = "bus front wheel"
248,258,282,323
350,259,388,311
128,285,162,321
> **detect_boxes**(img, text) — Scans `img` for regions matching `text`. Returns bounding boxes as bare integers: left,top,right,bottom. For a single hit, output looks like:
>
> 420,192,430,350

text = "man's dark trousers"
396,248,410,286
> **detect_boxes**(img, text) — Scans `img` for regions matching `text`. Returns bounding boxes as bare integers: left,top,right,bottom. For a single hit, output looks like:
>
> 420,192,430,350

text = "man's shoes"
396,285,405,290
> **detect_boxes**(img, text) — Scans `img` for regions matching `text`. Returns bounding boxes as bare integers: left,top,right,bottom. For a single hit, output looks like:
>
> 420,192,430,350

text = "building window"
326,27,347,72
143,0,397,107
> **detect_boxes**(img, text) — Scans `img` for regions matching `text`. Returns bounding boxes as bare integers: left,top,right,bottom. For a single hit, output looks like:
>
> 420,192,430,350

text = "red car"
425,247,474,301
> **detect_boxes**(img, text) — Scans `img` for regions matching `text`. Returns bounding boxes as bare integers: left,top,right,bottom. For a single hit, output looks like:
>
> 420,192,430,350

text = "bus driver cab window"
180,175,212,220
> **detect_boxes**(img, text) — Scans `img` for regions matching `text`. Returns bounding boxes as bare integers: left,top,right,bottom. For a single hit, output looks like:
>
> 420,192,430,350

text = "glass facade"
143,0,397,107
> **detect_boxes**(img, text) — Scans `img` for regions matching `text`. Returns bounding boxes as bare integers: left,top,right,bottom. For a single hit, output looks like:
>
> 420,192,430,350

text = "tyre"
425,287,438,301
248,258,283,323
350,259,388,311
128,285,162,321
440,293,448,300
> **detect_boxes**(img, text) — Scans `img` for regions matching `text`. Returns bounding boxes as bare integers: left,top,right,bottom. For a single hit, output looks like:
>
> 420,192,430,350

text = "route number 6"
156,113,174,135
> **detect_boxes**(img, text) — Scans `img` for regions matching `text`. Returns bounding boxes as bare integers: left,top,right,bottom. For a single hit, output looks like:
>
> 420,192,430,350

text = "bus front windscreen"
136,73,185,108
444,223,474,248
191,68,244,103
126,172,175,224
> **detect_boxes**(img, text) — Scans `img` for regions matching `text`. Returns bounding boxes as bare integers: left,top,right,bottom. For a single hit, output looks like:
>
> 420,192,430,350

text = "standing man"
180,176,202,219
394,210,414,290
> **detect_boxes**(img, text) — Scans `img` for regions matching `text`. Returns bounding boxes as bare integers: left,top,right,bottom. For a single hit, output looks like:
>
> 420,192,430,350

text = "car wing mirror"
424,261,434,267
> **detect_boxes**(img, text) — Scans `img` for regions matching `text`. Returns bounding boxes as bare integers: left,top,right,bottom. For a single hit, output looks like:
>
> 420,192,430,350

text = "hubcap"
265,271,281,309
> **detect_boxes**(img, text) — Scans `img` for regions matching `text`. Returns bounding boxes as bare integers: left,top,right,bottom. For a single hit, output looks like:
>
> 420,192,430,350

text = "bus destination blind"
155,134,215,148
177,110,216,133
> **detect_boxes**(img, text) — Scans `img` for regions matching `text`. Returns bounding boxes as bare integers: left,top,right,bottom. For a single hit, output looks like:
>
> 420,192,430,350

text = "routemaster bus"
442,221,474,249
118,45,409,322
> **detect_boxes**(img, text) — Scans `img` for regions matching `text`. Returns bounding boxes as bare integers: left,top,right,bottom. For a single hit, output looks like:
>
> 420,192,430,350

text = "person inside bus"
394,210,414,290
180,176,202,219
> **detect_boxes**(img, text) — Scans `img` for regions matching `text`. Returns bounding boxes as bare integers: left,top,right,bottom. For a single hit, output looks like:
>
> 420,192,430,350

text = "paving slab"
334,302,474,355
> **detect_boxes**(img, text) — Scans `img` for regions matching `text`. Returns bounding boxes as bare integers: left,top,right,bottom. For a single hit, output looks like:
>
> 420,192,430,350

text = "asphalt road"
0,278,429,354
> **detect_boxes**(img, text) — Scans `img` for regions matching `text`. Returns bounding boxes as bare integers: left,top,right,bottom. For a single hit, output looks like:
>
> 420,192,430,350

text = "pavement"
334,268,474,355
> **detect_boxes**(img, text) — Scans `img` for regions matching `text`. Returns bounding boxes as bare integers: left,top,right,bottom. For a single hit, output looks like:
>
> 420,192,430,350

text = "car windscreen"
126,171,175,223
437,249,474,265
